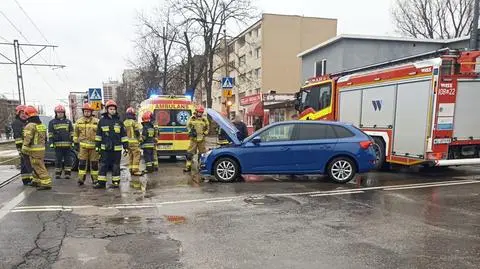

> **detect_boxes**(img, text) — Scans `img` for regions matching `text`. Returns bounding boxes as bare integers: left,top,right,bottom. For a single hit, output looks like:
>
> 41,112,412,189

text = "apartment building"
206,13,337,127
103,80,120,101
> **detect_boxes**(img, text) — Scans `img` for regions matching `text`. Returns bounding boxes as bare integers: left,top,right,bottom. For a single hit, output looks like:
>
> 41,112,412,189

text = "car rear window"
295,124,337,140
332,125,355,138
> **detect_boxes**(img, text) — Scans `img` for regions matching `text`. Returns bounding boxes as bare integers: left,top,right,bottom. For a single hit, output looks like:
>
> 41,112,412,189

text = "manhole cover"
244,196,281,205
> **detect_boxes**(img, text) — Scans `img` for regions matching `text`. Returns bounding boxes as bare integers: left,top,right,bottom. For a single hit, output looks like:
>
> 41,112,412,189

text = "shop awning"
247,101,263,116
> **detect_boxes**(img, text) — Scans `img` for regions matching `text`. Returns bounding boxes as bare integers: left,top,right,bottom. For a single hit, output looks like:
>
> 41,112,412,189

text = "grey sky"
0,0,395,115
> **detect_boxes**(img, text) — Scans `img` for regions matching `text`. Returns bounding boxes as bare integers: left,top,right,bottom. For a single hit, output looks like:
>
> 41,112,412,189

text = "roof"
297,34,470,57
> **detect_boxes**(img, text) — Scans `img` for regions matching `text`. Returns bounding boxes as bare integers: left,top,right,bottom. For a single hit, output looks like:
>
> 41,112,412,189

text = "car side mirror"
252,136,261,145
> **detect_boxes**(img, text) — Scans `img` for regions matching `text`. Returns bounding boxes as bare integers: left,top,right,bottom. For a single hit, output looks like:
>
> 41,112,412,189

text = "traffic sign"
90,101,102,111
88,88,102,101
221,77,234,89
223,89,232,97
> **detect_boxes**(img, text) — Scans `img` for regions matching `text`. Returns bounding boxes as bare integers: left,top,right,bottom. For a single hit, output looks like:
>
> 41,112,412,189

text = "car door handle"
320,145,332,149
281,147,290,151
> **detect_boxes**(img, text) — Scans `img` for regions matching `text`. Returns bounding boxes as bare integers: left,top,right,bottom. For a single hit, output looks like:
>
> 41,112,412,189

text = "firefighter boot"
77,175,86,186
55,168,62,179
93,181,106,189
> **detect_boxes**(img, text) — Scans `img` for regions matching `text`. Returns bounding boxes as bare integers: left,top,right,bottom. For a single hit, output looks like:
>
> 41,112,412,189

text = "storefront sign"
263,94,295,102
240,94,262,106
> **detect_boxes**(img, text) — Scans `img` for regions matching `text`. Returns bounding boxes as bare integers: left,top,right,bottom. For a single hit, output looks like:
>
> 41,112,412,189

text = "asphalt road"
0,159,479,269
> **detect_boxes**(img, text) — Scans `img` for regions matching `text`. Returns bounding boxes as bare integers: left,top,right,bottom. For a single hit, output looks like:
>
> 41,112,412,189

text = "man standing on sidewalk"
11,105,33,185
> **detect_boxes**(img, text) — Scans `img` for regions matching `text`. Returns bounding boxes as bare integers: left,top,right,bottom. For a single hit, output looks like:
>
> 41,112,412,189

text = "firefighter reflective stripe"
80,141,95,149
148,129,154,137
54,141,72,147
142,143,155,149
48,133,53,138
112,176,120,182
23,145,45,152
95,135,102,141
91,170,99,176
97,175,107,182
121,136,128,143
53,124,69,130
101,126,109,132
15,138,23,145
100,144,123,151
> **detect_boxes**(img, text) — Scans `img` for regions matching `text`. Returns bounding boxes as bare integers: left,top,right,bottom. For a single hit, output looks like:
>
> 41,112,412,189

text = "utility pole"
0,40,65,104
470,0,480,50
223,27,231,117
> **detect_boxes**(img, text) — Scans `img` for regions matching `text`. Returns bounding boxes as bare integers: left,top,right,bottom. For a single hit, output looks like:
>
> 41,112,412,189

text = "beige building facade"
206,13,337,130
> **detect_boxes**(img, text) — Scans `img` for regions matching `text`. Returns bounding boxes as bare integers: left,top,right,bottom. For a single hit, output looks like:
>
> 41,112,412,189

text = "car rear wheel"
372,137,388,170
213,157,239,183
327,157,356,184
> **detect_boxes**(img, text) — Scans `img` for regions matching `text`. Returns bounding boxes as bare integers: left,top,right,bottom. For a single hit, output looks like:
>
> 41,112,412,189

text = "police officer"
123,107,142,176
12,105,33,185
184,105,209,172
22,106,51,190
73,103,100,186
95,100,128,189
140,111,156,173
49,105,74,179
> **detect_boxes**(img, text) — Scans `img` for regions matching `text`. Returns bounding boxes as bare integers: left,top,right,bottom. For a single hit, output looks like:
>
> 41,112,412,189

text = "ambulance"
138,95,195,159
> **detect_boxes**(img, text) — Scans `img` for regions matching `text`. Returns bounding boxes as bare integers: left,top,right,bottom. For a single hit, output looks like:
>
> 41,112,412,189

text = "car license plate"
158,145,172,150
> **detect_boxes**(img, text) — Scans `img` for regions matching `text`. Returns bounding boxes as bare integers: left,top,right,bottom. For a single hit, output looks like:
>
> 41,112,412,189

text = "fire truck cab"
295,49,480,169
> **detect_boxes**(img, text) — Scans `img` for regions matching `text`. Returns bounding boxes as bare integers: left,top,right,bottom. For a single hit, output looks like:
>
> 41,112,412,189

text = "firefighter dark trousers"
98,151,121,185
55,148,73,177
143,149,154,173
30,156,52,187
78,147,99,183
20,153,33,185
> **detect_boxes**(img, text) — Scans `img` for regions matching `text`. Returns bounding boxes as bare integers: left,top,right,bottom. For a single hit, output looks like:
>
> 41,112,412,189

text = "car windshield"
303,83,332,111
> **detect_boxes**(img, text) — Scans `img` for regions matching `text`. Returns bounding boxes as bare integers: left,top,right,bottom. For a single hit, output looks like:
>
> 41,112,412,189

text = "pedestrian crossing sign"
221,77,234,89
90,101,102,111
88,88,102,101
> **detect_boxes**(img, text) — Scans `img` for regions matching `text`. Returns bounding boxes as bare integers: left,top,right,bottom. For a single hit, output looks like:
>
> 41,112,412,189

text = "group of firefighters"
11,100,210,190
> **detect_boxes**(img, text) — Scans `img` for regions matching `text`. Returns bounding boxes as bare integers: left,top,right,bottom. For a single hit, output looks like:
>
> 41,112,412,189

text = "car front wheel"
213,157,239,183
327,157,356,184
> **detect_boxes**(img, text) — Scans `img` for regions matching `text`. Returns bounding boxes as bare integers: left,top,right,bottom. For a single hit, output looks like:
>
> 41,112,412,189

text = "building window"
239,55,246,66
254,68,261,78
255,88,261,94
249,50,253,57
314,59,327,77
255,47,261,58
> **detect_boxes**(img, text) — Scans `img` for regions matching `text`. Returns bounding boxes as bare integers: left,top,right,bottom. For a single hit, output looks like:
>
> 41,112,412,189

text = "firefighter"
152,121,159,171
141,111,156,173
183,105,209,172
22,106,51,190
95,100,128,189
49,105,74,179
11,105,33,185
123,107,143,176
73,103,100,186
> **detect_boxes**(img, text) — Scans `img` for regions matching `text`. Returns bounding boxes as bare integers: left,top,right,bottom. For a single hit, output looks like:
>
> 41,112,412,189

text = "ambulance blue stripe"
158,127,188,132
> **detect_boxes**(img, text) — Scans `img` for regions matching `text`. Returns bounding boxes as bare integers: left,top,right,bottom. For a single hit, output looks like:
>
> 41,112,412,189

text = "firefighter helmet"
141,111,153,122
54,105,66,113
195,105,205,114
24,106,38,118
126,107,135,114
15,105,26,115
81,103,94,111
105,100,117,108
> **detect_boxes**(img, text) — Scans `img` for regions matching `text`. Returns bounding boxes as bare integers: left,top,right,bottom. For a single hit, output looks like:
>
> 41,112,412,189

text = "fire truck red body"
296,49,480,168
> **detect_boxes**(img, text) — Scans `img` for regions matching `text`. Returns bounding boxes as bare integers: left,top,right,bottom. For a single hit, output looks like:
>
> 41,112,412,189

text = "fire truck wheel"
372,137,387,170
327,157,357,184
213,157,240,183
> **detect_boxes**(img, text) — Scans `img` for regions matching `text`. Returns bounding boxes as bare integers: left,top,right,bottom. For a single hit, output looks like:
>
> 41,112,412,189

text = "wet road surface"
0,159,479,269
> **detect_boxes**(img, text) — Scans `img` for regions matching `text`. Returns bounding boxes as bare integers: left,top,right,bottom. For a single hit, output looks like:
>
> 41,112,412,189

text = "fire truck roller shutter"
453,79,480,140
339,89,361,127
393,79,432,158
360,84,396,129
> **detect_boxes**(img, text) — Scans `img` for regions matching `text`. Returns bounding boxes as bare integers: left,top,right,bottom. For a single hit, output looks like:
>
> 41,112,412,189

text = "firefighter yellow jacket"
22,122,47,158
73,116,99,149
123,119,142,147
187,116,209,142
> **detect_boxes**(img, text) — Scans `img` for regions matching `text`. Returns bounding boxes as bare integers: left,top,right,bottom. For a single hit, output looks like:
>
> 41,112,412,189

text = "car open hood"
206,108,241,145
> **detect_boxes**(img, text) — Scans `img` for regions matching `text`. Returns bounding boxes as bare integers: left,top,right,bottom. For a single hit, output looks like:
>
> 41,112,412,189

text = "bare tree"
171,0,257,108
392,0,474,39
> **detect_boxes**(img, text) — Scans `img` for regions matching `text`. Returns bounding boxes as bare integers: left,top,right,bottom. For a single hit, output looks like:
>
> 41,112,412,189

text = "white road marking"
0,188,34,220
310,190,365,197
6,179,480,213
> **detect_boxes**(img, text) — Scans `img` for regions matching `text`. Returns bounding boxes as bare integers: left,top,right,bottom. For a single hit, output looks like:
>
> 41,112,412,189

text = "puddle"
106,216,142,224
244,195,281,205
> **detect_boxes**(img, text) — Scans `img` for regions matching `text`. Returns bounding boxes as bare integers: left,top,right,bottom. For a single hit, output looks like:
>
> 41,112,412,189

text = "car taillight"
359,141,373,149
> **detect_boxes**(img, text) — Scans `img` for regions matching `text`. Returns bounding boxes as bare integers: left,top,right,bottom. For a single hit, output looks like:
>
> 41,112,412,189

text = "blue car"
200,109,376,183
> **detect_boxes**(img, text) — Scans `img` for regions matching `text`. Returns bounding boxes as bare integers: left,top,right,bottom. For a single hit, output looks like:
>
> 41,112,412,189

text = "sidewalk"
0,138,14,145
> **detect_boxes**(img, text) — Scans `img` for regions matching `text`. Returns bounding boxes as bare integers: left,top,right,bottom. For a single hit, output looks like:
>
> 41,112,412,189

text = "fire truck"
295,48,480,169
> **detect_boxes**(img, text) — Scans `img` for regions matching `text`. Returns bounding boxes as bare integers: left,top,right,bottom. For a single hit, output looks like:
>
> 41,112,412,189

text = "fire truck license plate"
434,138,452,144
158,145,172,150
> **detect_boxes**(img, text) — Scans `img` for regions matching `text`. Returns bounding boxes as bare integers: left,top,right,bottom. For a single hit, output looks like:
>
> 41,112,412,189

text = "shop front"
240,94,266,135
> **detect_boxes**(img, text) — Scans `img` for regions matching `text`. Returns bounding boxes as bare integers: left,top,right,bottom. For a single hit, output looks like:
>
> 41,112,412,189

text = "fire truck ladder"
330,47,457,78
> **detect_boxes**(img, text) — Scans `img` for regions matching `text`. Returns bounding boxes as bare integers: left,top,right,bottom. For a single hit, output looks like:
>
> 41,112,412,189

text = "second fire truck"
296,48,480,169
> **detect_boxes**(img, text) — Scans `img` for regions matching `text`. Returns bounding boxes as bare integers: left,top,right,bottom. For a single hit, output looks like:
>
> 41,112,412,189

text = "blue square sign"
88,88,102,101
221,77,234,89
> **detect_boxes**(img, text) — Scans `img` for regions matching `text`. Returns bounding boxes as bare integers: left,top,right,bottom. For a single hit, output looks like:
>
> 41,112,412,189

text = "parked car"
200,109,376,183
40,115,79,171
